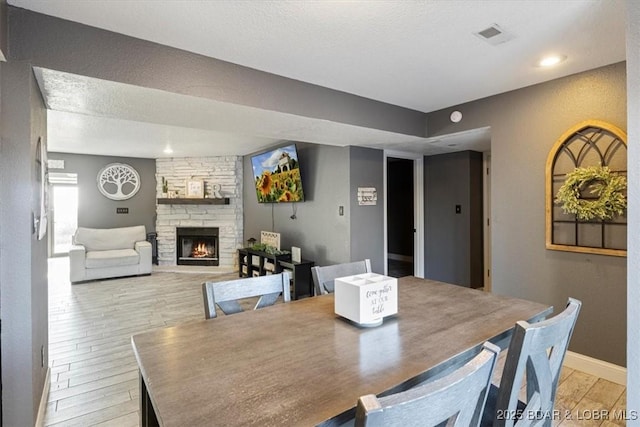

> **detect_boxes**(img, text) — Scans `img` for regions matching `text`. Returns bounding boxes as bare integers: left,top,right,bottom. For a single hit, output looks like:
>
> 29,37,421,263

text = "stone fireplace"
176,227,219,266
156,156,243,268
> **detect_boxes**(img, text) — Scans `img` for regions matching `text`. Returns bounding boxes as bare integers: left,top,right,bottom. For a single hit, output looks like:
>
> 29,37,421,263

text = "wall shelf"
157,198,230,205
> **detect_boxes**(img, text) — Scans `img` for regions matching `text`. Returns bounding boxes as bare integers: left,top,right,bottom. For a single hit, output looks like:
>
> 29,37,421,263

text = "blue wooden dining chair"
311,259,372,295
482,298,581,427
202,272,291,319
355,342,501,427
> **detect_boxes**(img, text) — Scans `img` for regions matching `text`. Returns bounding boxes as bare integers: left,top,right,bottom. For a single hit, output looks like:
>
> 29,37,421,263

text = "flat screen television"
251,144,305,203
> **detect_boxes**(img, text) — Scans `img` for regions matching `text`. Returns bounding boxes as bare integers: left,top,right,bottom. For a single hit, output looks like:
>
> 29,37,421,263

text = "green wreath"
555,165,627,221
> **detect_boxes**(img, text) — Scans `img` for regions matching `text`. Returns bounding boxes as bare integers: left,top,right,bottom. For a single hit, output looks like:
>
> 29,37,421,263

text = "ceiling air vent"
474,24,514,46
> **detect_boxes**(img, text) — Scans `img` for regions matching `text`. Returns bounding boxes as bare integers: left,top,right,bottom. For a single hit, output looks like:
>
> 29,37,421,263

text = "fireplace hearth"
176,227,219,266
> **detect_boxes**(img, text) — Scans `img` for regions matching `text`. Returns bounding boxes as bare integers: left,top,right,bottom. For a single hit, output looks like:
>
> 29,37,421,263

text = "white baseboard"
564,351,626,385
388,253,413,262
35,367,51,427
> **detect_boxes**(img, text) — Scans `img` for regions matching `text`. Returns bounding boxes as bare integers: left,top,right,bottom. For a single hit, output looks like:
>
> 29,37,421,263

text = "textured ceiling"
11,0,626,158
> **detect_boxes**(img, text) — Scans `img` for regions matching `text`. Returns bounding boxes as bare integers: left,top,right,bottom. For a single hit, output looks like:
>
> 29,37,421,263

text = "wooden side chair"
311,259,372,296
355,342,501,427
482,298,582,427
202,272,291,319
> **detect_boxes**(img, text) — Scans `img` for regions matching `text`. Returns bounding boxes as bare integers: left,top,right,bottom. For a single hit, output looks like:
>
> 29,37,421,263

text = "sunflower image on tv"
251,144,305,203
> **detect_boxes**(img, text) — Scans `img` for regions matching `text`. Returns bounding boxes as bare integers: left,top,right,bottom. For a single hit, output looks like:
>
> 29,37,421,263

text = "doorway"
384,151,424,278
49,173,79,256
387,157,414,277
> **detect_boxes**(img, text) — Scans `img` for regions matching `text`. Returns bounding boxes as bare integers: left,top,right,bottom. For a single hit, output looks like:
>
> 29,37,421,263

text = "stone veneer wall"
155,157,243,268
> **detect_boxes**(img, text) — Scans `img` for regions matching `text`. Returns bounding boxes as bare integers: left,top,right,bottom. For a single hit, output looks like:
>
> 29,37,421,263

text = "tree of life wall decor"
96,163,141,201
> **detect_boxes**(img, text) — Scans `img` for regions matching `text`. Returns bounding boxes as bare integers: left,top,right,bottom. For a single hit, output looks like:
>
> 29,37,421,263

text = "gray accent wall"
48,153,157,233
0,61,48,427
243,144,385,272
349,146,385,273
426,62,627,366
243,143,350,266
626,0,639,418
8,7,425,138
424,151,484,288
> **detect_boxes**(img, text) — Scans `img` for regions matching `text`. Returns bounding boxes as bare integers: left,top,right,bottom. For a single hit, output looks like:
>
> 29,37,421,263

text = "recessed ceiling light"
163,147,173,154
537,55,567,67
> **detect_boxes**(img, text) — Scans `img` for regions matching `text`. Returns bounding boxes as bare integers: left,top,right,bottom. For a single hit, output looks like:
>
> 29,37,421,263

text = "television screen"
251,144,305,203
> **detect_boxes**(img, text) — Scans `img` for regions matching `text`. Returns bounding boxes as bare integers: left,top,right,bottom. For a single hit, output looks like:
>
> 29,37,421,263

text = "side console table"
237,248,314,300
277,259,315,300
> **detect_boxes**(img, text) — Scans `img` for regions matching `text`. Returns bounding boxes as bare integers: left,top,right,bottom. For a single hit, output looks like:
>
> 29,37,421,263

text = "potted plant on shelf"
161,177,169,198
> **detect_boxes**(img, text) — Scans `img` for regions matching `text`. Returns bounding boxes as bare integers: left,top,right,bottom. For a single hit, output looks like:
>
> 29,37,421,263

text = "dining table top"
131,276,552,426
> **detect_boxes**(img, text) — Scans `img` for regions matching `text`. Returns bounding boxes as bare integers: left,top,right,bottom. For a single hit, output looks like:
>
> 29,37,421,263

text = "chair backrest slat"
493,297,581,427
356,342,501,427
311,259,372,295
202,272,291,319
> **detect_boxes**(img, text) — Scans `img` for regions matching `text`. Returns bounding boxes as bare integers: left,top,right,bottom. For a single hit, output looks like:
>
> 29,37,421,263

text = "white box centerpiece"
334,273,398,327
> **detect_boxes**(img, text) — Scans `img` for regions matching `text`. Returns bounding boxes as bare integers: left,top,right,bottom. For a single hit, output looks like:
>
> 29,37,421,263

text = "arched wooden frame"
545,120,627,257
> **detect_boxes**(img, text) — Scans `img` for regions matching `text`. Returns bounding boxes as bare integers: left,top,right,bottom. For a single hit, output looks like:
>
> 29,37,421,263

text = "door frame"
48,181,78,257
483,152,492,292
383,150,424,278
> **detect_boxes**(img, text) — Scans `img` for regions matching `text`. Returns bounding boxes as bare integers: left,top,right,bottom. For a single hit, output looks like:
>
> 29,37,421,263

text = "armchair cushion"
86,249,140,269
73,225,146,251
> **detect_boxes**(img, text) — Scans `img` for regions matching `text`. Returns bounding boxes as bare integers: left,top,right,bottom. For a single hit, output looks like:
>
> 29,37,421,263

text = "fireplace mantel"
157,198,230,205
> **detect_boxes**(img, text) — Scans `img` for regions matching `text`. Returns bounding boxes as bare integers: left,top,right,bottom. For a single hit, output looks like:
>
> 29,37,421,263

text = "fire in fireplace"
176,227,219,266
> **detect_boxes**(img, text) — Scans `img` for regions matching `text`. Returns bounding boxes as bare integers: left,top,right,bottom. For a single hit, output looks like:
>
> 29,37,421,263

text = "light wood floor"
44,258,626,426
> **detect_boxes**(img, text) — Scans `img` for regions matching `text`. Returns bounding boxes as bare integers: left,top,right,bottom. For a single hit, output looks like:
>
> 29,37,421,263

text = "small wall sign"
260,231,281,250
186,179,204,198
357,187,377,206
291,246,301,263
47,159,65,169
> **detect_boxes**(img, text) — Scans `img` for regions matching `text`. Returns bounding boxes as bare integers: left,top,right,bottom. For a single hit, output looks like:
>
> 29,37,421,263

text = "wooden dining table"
132,276,552,427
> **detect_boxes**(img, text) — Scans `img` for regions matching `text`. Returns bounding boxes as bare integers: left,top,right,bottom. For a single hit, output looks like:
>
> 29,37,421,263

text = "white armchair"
69,225,152,283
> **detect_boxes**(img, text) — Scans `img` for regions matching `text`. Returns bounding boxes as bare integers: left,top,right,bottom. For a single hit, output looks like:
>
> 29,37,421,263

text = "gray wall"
427,62,627,366
626,0,639,418
243,144,386,272
8,7,425,138
48,153,157,233
0,61,48,427
349,146,385,273
424,151,483,287
243,143,351,266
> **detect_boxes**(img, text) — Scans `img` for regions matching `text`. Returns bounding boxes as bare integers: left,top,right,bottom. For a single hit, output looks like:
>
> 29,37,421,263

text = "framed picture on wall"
35,136,49,240
186,179,204,198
